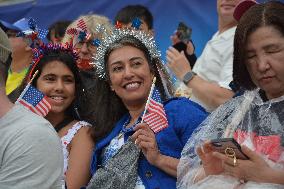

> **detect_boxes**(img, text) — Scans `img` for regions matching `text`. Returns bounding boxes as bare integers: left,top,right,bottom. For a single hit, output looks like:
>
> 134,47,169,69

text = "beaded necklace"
118,115,141,139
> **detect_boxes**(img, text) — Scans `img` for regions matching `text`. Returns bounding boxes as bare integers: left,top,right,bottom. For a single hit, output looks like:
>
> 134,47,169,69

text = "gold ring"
233,156,237,167
225,147,237,167
224,147,236,158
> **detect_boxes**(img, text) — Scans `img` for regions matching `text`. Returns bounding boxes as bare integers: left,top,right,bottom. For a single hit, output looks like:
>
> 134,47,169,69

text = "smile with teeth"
124,82,141,90
49,96,65,102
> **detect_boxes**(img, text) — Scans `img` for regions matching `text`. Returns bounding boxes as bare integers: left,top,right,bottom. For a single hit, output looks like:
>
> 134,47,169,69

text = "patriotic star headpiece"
66,18,101,48
93,22,161,79
16,18,48,48
28,43,78,80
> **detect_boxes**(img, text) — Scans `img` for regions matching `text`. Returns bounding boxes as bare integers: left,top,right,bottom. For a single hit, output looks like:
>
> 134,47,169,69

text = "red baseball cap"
234,0,258,21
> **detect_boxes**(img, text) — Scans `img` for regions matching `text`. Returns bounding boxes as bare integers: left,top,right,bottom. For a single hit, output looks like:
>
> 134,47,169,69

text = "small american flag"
16,84,51,117
143,88,168,133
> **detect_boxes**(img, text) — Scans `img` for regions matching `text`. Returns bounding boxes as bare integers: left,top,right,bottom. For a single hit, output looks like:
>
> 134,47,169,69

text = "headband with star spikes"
66,19,101,48
92,25,161,79
28,43,78,80
16,18,48,48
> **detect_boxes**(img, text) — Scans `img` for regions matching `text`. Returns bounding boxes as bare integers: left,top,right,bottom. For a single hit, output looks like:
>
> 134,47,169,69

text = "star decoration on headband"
29,43,78,80
115,21,123,29
92,38,101,47
93,24,161,79
28,18,37,30
78,31,88,42
131,17,142,29
66,19,101,48
16,18,48,48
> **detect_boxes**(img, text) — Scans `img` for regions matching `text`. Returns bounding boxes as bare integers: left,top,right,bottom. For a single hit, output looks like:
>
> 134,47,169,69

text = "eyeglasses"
74,40,97,51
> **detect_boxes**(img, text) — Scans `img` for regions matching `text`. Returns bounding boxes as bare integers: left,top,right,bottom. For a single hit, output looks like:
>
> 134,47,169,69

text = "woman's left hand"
132,123,161,166
213,145,272,182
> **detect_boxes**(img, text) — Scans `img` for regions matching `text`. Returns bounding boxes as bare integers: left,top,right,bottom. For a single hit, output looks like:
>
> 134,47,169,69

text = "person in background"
0,18,33,98
167,0,242,112
62,14,112,90
19,43,94,189
0,27,63,189
47,20,71,44
114,4,154,35
170,22,197,98
177,1,284,188
88,26,207,189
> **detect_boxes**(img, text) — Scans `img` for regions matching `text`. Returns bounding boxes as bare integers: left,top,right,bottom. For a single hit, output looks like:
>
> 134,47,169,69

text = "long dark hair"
90,36,174,143
233,1,284,91
18,46,89,121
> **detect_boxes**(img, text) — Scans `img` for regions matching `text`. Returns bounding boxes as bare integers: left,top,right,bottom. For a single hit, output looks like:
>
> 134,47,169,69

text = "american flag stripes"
77,19,87,32
16,84,51,117
143,88,169,133
66,28,79,36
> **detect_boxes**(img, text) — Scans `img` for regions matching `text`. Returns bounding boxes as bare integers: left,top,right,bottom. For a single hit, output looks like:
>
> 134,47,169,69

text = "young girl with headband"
22,43,94,189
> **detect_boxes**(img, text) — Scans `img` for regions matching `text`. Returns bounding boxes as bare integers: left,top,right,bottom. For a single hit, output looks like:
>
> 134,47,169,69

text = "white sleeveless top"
61,121,90,176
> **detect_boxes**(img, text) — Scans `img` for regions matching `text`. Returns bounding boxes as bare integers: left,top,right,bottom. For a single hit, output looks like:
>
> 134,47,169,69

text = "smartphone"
172,41,187,52
210,138,249,160
176,22,192,42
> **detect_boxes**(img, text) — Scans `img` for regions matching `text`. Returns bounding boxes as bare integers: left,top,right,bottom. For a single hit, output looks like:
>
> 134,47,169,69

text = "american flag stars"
17,84,51,117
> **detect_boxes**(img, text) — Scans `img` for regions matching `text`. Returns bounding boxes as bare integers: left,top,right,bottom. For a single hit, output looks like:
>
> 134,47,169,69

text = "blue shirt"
90,97,208,189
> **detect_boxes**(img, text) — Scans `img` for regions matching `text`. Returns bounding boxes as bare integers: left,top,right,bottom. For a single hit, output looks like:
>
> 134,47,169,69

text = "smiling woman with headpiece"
86,24,208,189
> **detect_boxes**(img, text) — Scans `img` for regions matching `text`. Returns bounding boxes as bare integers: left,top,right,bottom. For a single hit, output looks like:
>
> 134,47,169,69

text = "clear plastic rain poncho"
177,89,284,189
